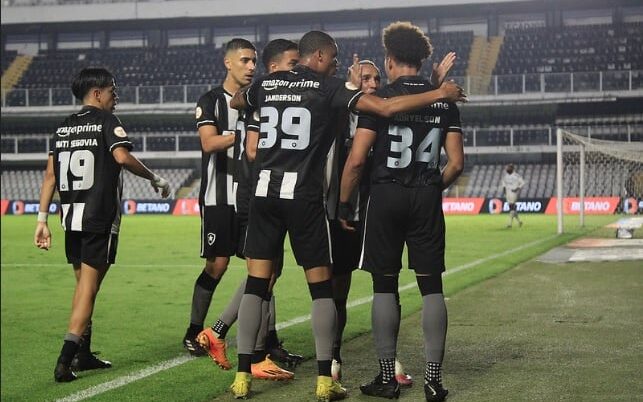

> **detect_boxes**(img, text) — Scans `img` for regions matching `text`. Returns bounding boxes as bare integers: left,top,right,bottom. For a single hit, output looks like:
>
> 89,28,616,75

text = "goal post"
556,128,643,234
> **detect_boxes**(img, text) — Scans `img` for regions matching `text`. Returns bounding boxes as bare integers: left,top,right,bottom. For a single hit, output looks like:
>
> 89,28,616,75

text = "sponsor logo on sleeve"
195,106,203,119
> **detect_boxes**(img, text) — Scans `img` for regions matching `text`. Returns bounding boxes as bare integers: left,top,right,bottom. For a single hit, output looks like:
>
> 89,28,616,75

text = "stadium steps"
176,179,200,198
1,55,33,94
466,36,504,95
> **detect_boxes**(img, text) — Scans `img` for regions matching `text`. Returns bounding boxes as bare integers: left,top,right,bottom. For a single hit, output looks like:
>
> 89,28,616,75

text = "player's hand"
34,223,51,250
338,202,356,232
347,53,362,91
151,174,171,198
339,219,356,232
440,80,467,103
431,52,456,87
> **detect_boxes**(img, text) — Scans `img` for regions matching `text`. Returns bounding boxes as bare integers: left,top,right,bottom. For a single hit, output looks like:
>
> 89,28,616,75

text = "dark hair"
298,31,335,57
261,39,298,69
382,22,433,70
71,67,114,101
225,38,256,53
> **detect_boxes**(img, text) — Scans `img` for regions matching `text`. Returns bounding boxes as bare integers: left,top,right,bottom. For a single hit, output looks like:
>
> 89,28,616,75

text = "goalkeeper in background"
501,163,525,228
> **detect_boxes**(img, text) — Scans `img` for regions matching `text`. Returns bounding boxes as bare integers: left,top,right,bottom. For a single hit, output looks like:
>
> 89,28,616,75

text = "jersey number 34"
387,126,440,169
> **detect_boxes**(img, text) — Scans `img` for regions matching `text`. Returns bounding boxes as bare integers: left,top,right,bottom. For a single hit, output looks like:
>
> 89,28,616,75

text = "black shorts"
360,183,445,275
243,196,331,269
329,219,361,275
235,182,251,258
200,204,239,259
65,231,118,268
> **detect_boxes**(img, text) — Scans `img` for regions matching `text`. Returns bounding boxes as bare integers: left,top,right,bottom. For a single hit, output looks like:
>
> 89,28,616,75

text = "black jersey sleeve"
246,107,259,132
356,112,379,132
327,77,363,111
245,80,262,109
195,93,218,129
446,104,463,134
104,114,133,152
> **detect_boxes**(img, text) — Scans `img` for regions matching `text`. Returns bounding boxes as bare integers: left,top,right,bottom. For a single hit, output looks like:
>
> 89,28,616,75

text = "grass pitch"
1,214,633,401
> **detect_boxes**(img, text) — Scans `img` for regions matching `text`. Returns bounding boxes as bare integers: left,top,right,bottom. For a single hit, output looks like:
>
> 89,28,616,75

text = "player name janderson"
393,114,441,124
56,123,103,135
264,94,302,102
56,138,99,148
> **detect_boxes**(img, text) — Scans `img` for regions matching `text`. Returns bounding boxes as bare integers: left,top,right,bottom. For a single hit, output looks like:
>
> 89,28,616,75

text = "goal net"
556,128,643,234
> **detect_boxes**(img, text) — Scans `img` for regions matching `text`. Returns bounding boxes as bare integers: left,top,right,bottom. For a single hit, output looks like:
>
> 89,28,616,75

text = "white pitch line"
56,234,557,402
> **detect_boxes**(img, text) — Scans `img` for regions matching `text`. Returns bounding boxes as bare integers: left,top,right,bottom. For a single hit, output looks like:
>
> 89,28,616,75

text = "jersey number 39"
259,106,311,150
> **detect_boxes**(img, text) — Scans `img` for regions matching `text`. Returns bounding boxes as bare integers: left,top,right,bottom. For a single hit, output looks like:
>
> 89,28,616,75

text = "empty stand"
1,168,196,200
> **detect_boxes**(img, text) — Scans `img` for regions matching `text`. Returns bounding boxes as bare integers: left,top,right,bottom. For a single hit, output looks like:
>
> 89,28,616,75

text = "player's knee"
416,274,443,296
196,270,219,291
372,274,399,294
308,279,333,300
245,275,271,298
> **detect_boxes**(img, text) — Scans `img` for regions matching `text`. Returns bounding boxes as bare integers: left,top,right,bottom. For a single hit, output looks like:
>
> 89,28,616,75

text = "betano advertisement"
1,197,640,216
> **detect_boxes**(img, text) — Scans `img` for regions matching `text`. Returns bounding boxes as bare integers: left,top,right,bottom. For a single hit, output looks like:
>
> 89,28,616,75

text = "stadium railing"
2,69,641,108
2,124,640,156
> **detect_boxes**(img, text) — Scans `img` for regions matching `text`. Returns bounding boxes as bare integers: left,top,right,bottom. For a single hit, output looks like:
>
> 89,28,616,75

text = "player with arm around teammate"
339,22,464,401
195,39,302,381
229,30,465,401
34,67,170,382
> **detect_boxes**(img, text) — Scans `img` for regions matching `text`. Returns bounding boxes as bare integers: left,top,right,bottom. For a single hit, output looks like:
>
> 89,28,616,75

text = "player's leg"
231,196,287,397
264,252,304,368
358,184,405,398
328,218,360,380
514,202,523,226
184,205,234,356
55,232,113,382
407,185,448,402
288,199,346,401
417,274,448,402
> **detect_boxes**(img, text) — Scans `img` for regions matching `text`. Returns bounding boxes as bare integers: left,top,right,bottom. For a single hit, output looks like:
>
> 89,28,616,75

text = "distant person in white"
501,163,525,228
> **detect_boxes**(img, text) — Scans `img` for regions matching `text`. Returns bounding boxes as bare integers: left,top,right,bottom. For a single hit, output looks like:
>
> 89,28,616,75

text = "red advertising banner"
442,197,485,215
1,200,9,216
172,198,201,216
545,197,620,215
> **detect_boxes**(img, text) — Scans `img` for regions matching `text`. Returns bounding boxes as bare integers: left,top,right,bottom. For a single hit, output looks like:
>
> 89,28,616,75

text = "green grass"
0,214,621,401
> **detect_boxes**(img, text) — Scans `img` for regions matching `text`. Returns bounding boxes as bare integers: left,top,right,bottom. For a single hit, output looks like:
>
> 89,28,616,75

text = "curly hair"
382,22,433,70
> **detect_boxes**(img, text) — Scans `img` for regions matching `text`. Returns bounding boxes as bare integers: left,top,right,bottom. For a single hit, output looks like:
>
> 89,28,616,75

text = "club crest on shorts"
207,232,216,245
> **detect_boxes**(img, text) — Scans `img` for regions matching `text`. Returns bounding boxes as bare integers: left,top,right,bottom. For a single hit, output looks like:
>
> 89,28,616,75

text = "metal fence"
2,125,641,155
2,70,641,108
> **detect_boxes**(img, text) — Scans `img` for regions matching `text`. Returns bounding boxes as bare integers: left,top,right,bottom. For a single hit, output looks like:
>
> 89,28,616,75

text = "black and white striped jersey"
245,65,363,201
358,75,462,187
196,87,238,206
49,105,132,234
232,108,259,190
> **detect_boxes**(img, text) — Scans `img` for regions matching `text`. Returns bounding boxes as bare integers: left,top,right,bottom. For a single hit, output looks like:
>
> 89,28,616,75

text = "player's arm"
199,125,235,153
112,147,170,198
441,131,464,190
246,128,259,162
355,81,466,118
430,52,456,87
339,127,376,231
34,155,56,250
